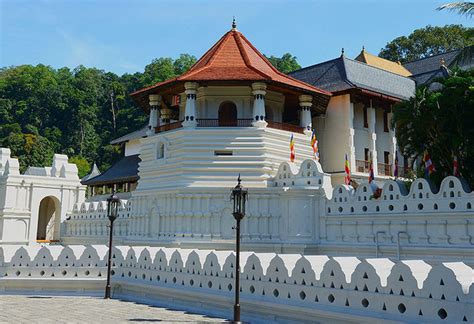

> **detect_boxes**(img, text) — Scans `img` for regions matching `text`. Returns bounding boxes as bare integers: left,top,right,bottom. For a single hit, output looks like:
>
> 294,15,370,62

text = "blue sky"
1,0,472,75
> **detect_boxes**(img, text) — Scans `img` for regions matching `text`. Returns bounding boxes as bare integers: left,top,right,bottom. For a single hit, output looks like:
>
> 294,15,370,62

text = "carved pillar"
299,94,313,136
348,101,356,173
182,82,198,128
388,110,397,176
147,94,161,135
368,101,378,176
251,82,267,128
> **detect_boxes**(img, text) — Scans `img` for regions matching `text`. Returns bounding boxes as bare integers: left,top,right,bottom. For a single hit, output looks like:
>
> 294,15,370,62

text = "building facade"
0,148,84,244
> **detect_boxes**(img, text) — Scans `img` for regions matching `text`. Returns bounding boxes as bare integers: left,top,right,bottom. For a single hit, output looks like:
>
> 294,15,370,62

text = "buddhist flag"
453,155,460,177
290,134,295,162
311,129,319,161
368,154,375,183
344,154,351,185
423,150,435,176
394,153,399,177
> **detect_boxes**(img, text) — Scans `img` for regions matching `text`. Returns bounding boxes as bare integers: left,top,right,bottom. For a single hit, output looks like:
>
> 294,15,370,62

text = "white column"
299,94,313,136
251,82,267,128
368,101,378,176
388,110,397,175
348,101,356,172
147,94,161,136
182,82,198,128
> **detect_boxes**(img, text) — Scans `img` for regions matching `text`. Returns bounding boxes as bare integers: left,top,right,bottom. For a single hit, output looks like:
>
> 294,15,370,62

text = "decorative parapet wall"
1,245,472,323
324,176,474,254
0,148,85,244
65,200,131,242
269,159,332,197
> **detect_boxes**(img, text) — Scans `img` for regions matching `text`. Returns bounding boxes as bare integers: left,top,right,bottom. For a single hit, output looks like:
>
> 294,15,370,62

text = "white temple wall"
0,148,85,245
64,165,474,262
136,127,315,191
1,245,472,323
124,138,141,156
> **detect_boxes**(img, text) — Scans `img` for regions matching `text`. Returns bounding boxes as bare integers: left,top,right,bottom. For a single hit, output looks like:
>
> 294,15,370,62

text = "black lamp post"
230,175,248,323
104,190,120,299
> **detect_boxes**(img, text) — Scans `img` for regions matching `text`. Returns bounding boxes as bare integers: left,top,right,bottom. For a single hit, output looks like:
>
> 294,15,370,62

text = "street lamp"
105,190,120,299
230,175,248,323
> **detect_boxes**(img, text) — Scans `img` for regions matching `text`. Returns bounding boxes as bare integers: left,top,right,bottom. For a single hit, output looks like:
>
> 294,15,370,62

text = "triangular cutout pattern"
382,303,387,311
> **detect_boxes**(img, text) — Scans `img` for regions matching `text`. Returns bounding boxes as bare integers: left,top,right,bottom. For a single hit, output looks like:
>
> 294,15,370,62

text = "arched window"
218,101,237,126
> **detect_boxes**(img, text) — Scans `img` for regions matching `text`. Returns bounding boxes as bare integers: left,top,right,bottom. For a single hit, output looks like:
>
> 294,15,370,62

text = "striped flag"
311,129,319,161
423,150,435,176
368,154,375,183
453,155,460,177
394,153,399,177
344,154,351,185
290,134,295,162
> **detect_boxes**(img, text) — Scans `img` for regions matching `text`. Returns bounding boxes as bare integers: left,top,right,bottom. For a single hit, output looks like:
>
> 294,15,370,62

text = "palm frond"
437,2,474,17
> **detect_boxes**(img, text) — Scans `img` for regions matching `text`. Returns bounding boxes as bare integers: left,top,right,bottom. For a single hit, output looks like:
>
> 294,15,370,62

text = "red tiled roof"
131,29,331,97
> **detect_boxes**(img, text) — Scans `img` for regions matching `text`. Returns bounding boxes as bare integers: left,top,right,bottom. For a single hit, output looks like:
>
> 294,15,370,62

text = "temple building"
290,50,415,183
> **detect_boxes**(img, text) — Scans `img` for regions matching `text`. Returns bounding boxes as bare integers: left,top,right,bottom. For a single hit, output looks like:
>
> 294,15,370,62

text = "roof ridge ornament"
341,48,345,57
232,16,237,30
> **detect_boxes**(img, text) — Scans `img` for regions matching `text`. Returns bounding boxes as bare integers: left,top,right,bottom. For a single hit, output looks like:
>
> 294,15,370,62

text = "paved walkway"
0,295,227,323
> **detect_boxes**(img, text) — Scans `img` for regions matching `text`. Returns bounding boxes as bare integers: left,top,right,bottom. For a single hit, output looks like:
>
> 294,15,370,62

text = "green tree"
173,54,197,75
0,54,196,174
141,57,176,86
392,69,474,187
2,133,54,173
69,156,91,178
265,53,301,73
379,25,473,63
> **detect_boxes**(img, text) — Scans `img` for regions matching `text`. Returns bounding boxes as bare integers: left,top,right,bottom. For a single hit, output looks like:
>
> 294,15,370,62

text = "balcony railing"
155,121,183,133
196,118,253,127
378,163,392,176
355,160,370,173
154,119,305,134
266,120,305,134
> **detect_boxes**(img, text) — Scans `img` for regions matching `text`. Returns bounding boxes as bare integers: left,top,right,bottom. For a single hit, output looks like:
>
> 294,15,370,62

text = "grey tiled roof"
82,154,140,186
290,56,415,100
403,49,461,75
110,125,148,145
403,46,474,85
410,68,450,85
